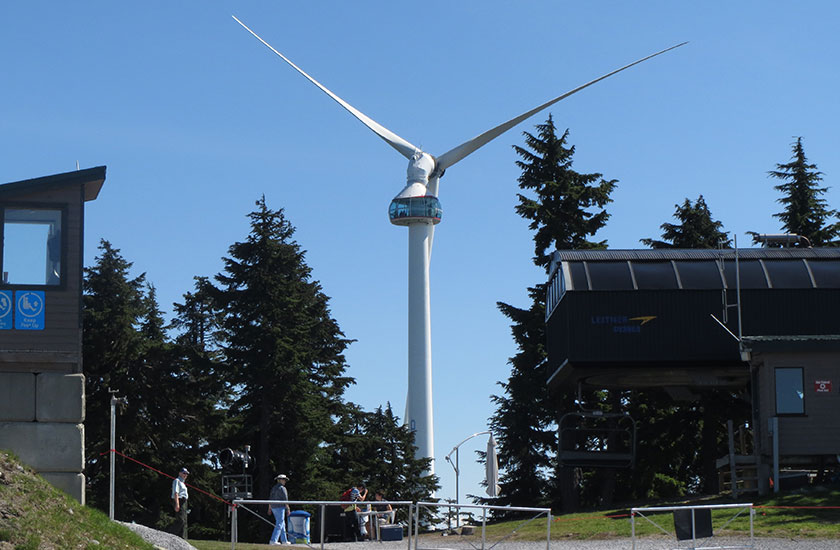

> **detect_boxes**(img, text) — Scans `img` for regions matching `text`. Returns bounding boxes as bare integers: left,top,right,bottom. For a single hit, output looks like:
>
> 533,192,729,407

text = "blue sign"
15,291,45,330
0,291,12,330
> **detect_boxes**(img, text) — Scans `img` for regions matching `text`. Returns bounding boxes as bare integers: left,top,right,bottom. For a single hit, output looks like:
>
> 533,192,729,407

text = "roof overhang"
0,166,107,202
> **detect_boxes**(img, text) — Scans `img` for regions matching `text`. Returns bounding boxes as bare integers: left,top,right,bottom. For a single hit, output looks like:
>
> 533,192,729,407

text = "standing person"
352,483,369,540
268,474,291,545
171,467,190,539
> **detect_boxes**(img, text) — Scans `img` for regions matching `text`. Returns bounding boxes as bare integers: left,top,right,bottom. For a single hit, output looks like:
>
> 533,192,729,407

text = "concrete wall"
0,372,85,503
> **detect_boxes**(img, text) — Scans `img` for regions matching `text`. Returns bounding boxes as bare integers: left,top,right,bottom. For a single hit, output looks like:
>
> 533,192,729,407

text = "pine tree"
83,240,147,513
639,197,751,496
329,403,437,521
492,117,616,512
766,137,839,246
641,195,731,248
213,197,355,513
84,243,231,535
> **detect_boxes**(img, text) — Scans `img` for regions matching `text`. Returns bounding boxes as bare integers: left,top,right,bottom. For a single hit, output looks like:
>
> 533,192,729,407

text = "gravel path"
314,538,839,550
119,521,199,550
117,523,837,550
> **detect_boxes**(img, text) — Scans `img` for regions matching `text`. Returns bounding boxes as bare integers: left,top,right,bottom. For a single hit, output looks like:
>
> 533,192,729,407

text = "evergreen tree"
514,116,617,268
492,117,616,512
640,197,749,495
83,240,148,513
329,403,437,521
641,195,731,248
765,137,839,246
84,242,230,535
213,197,355,518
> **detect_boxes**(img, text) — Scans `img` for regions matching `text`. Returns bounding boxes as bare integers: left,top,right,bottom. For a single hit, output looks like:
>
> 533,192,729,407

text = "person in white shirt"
171,467,190,539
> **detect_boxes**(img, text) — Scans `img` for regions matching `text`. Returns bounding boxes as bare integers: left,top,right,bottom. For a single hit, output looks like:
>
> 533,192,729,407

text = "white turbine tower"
233,15,685,474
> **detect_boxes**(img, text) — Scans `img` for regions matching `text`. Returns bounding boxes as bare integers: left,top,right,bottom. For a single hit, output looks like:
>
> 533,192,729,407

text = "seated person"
373,490,395,524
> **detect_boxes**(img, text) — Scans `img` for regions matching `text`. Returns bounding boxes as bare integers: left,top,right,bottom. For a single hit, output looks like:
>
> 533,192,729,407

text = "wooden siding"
757,352,840,456
0,184,84,373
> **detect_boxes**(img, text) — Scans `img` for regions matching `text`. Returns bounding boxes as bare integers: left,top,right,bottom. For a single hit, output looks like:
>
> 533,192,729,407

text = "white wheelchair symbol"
17,292,44,318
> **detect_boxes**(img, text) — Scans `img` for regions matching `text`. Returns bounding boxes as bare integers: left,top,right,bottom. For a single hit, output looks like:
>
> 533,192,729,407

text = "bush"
647,473,685,499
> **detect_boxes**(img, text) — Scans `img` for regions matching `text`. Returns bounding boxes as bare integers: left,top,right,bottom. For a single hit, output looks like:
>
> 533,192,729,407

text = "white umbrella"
485,434,500,497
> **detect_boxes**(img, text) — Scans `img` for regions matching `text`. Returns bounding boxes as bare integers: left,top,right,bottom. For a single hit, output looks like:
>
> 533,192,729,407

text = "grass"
470,490,840,541
0,451,157,550
2,449,838,549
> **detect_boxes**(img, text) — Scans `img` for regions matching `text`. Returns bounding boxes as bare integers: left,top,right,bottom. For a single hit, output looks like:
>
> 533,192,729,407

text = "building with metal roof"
545,247,840,494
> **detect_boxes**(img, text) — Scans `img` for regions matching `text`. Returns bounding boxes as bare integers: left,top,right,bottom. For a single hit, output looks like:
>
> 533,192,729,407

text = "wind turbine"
233,15,685,474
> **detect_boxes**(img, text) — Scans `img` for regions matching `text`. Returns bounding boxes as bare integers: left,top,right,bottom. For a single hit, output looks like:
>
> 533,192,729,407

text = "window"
568,262,588,290
775,367,804,415
807,260,840,288
722,260,768,289
2,208,63,285
674,260,724,289
586,262,634,290
631,261,679,289
763,259,813,288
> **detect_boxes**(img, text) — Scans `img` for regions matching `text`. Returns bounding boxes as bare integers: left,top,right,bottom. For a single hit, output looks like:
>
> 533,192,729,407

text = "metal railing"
412,502,552,550
231,499,413,550
631,502,754,550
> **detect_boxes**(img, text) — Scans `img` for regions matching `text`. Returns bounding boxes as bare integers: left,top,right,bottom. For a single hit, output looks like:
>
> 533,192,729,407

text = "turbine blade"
232,15,419,159
435,42,688,172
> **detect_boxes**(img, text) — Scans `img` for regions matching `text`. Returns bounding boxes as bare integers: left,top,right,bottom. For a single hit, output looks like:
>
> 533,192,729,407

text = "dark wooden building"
545,248,840,494
0,167,106,503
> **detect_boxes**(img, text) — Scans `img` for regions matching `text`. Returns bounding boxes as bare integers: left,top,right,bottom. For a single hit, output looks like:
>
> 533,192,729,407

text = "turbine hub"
406,151,436,187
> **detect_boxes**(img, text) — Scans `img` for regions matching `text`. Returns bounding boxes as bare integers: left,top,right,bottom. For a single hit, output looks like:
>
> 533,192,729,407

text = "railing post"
546,510,551,550
230,503,237,550
319,504,326,550
407,503,413,550
481,505,487,550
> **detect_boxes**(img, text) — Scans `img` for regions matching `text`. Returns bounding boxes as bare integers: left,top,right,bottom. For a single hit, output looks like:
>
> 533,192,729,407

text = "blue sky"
2,1,838,507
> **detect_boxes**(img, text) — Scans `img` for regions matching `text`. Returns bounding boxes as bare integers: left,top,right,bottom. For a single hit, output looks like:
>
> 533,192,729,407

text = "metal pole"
455,447,460,528
319,504,325,550
109,396,116,520
735,235,742,342
230,504,234,550
728,419,739,498
773,416,780,492
631,511,636,550
546,510,551,550
481,505,487,550
691,508,696,549
407,503,413,550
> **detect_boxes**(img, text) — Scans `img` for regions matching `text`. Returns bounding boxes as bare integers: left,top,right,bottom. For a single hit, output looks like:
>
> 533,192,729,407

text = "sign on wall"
14,290,45,330
0,291,12,330
815,380,832,393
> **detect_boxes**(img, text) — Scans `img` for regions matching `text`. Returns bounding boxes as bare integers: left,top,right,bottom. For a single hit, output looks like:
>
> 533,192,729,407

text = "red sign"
815,380,832,393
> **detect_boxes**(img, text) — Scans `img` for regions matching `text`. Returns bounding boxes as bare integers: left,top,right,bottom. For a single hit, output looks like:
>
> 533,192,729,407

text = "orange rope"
100,448,236,507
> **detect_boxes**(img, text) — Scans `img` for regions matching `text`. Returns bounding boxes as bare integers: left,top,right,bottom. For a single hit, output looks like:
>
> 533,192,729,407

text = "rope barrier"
100,448,236,508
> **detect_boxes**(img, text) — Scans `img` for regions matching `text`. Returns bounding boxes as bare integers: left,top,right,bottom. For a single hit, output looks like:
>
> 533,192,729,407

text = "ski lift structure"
558,386,637,469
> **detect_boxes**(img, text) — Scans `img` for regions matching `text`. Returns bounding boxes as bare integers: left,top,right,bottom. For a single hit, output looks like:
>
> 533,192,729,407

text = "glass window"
807,260,840,288
569,262,588,290
631,261,679,289
2,208,62,285
722,260,768,289
775,367,804,415
674,260,724,289
763,259,813,288
586,261,634,290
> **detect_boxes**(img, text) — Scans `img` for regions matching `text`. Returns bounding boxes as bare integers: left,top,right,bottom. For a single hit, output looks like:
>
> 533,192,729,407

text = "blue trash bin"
288,510,311,544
